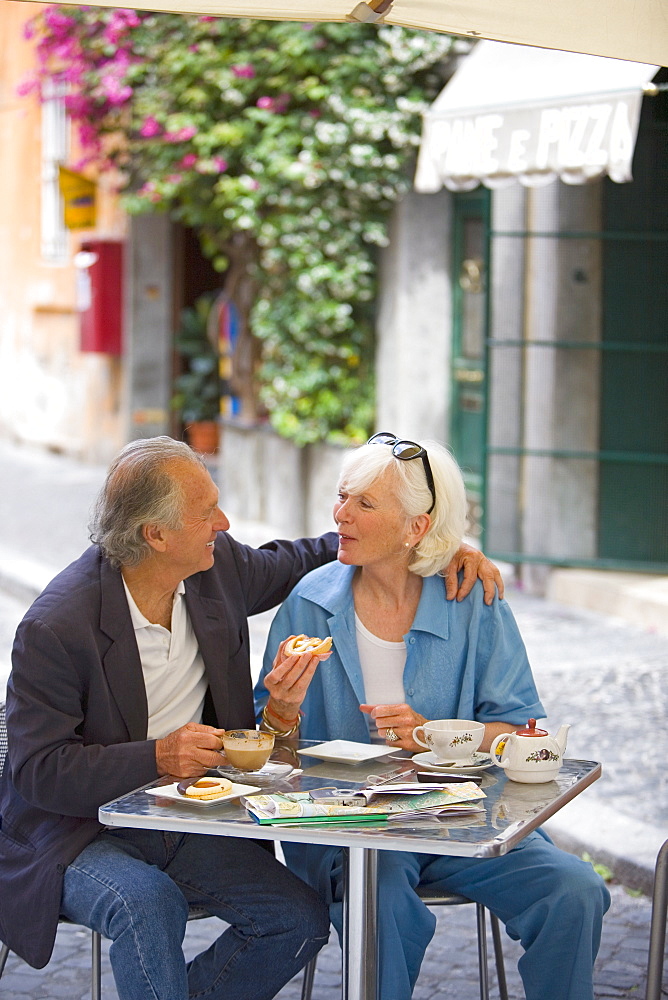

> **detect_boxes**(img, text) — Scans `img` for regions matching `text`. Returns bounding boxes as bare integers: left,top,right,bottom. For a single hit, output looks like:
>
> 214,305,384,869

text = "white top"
123,579,208,740
355,612,406,708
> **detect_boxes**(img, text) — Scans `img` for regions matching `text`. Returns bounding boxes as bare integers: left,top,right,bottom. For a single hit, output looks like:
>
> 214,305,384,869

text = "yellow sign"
58,166,96,229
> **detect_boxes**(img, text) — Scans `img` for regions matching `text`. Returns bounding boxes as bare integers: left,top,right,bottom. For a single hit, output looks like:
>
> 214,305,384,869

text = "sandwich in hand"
284,634,333,656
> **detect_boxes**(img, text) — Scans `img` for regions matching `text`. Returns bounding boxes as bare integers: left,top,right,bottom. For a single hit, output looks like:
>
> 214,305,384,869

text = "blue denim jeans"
61,827,330,1000
283,829,611,1000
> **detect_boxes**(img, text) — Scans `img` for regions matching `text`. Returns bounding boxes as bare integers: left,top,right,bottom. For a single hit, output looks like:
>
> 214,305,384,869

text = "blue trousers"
61,827,330,1000
283,830,610,1000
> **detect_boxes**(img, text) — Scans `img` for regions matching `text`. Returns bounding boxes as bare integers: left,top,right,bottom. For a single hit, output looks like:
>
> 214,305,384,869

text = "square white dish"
145,781,261,807
297,741,393,764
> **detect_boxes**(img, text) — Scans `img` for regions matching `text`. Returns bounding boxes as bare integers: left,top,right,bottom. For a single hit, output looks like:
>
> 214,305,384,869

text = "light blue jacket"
255,562,544,741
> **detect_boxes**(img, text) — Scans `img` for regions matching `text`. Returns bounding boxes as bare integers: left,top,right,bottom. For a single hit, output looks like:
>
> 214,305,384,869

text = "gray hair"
338,439,468,577
89,437,206,569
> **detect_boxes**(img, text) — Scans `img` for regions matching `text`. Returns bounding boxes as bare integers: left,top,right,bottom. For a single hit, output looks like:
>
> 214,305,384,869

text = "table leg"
343,846,379,1000
646,838,668,1000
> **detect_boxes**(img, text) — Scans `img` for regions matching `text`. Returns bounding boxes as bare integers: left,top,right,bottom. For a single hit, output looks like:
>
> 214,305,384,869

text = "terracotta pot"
185,421,219,454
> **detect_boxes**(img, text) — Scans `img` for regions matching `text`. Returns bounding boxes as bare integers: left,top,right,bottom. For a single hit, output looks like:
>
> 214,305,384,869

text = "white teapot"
489,719,570,783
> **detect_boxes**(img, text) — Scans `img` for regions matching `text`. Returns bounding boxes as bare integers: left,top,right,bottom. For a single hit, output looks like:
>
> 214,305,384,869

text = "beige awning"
16,0,668,66
414,41,660,192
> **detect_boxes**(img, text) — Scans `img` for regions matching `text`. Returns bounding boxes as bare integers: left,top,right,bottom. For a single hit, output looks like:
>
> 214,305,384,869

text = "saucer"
412,751,494,773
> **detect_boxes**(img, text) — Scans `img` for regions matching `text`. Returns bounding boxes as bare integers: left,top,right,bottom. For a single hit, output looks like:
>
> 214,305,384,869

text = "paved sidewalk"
0,438,666,997
0,881,657,999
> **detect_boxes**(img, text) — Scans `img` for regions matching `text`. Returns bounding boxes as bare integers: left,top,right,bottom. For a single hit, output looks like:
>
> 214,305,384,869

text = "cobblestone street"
0,883,658,999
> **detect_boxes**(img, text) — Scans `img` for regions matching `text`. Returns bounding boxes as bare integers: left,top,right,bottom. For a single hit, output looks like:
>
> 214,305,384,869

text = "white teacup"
412,719,485,763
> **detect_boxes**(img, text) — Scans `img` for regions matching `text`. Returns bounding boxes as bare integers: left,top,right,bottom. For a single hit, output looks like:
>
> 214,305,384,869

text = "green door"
451,191,490,536
599,86,668,564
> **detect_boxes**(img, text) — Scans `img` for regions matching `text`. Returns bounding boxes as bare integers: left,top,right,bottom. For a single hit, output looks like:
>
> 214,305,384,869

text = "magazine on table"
242,781,485,826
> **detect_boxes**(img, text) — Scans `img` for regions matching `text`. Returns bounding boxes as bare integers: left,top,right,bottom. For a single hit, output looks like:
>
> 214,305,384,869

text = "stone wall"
218,420,347,538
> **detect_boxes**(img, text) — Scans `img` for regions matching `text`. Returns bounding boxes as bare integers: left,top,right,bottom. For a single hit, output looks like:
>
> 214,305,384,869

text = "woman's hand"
262,636,331,729
360,703,428,752
444,543,504,605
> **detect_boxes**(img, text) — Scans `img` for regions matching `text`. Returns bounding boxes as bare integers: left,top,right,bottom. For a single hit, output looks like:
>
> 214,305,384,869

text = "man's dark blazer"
0,530,337,968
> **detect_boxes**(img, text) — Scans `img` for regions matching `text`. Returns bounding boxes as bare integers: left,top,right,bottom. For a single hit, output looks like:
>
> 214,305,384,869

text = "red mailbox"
76,240,124,355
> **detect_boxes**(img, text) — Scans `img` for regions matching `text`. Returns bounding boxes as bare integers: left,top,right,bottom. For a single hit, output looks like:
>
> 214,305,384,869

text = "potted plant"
172,294,221,454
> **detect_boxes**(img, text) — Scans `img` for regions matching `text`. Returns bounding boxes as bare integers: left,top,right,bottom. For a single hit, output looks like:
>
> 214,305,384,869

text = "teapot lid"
515,718,548,737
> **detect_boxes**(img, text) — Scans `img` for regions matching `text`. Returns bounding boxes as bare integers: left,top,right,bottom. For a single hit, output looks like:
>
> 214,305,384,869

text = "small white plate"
412,751,494,773
145,781,261,807
297,741,393,764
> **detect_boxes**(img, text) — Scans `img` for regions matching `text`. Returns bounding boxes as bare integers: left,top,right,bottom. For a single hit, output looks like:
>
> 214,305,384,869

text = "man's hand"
444,543,504,605
155,722,225,778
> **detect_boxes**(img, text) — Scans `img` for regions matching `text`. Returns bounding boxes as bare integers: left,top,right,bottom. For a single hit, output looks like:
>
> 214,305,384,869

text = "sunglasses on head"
367,431,436,515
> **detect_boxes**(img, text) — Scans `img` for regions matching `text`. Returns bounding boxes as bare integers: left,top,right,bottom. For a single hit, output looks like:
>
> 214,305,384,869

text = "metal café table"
99,742,601,1000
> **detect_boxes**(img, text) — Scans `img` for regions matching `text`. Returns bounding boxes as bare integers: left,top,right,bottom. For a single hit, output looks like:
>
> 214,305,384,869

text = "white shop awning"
414,41,660,193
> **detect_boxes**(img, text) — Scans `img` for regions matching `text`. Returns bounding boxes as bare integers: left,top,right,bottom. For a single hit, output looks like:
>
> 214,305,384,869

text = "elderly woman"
255,432,610,1000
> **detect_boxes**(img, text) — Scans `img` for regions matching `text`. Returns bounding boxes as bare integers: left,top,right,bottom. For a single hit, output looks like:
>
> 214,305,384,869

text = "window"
41,80,69,263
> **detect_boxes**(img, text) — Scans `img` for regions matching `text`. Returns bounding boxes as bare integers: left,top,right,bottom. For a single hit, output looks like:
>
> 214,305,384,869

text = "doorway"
450,190,491,539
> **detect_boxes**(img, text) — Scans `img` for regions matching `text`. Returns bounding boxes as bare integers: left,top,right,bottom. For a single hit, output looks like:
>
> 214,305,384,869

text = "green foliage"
26,8,454,443
171,296,220,423
581,852,615,883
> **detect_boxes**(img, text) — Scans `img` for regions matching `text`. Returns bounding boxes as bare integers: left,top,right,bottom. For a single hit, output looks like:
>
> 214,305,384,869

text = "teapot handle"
490,733,512,765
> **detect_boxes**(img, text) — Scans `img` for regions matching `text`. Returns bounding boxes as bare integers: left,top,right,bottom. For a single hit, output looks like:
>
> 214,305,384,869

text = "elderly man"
0,436,498,999
0,437,339,1000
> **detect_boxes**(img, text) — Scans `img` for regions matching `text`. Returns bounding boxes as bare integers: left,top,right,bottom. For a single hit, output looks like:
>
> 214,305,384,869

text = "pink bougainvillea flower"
101,74,133,106
16,77,38,98
164,125,197,143
179,153,198,168
166,173,183,184
104,9,141,43
138,180,163,203
139,116,162,138
231,63,255,78
78,122,99,147
213,157,228,172
257,94,290,114
42,8,76,38
64,93,93,117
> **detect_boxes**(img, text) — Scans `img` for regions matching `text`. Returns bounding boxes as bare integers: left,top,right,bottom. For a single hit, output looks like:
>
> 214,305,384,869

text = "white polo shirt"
122,579,208,740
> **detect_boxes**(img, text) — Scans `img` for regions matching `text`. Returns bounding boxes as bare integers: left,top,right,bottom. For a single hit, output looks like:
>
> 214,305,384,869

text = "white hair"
89,437,206,568
338,439,467,576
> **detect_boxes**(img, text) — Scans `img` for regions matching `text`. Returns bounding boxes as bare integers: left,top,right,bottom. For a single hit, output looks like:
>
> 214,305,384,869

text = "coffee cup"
222,729,275,771
412,719,485,763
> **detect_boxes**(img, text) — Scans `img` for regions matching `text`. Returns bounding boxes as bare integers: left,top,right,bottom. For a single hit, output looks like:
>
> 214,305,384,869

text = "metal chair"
301,884,508,1000
646,837,668,1000
0,702,212,998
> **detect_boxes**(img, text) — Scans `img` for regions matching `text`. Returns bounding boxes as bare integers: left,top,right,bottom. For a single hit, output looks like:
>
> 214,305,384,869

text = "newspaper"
242,782,485,826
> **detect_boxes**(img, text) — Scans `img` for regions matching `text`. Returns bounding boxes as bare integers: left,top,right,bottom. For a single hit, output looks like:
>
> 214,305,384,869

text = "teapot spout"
555,724,571,755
